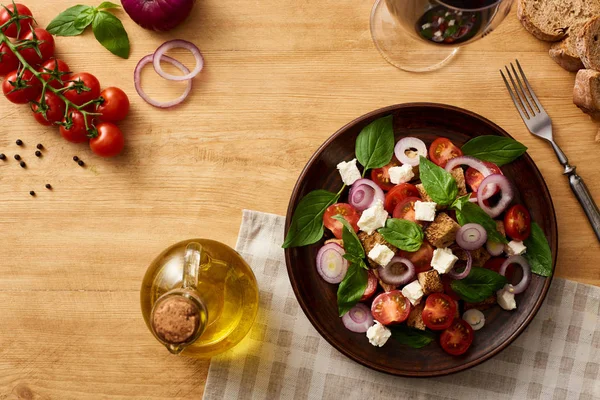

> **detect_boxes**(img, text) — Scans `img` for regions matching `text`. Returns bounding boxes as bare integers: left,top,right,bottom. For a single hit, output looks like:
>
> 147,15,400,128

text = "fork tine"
504,66,532,119
515,59,546,114
500,69,530,121
510,62,538,115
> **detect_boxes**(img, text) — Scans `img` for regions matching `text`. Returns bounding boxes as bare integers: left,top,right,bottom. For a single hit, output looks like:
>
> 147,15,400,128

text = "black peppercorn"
73,156,79,162
20,161,26,168
35,150,42,157
14,154,20,161
36,144,43,150
29,191,35,196
78,160,85,166
16,139,23,146
45,184,52,189
0,154,5,160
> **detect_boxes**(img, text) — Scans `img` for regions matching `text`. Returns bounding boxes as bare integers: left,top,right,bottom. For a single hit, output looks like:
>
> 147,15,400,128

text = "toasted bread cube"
417,269,444,295
372,269,397,292
424,213,460,248
407,302,426,331
452,246,492,267
495,220,506,238
450,168,468,196
358,231,397,268
464,294,497,311
324,238,344,247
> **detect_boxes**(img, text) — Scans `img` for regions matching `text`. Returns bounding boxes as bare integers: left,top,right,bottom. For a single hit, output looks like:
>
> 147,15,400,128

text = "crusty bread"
549,21,585,72
517,0,582,41
577,16,600,70
573,69,600,119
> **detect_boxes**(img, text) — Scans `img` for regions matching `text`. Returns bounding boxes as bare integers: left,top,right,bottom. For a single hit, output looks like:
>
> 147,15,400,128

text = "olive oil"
141,239,259,358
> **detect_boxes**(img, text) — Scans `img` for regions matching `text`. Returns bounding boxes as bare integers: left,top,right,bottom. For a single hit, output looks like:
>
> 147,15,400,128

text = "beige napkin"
203,210,600,400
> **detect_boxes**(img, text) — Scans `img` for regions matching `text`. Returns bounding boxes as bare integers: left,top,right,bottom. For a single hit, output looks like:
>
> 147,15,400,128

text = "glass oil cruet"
141,239,259,358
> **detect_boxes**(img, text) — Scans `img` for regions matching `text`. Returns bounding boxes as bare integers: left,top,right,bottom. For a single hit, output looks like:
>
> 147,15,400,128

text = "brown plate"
284,103,557,377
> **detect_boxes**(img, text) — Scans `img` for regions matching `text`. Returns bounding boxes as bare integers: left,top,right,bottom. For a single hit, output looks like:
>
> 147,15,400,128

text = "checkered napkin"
203,210,600,400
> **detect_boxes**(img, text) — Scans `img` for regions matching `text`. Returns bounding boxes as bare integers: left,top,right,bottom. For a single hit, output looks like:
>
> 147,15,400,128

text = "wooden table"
1,1,599,398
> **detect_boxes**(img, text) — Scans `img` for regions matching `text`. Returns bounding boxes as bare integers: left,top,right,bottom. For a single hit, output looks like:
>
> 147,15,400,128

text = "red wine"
440,0,500,9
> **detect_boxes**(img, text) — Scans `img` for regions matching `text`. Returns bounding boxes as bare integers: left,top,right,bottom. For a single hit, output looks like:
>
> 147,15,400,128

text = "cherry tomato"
422,293,457,331
429,138,463,168
398,241,434,274
392,196,422,225
60,109,93,143
38,59,70,89
484,257,515,281
504,204,531,241
0,43,19,76
441,275,461,301
384,183,420,214
323,203,360,239
89,122,125,157
32,91,66,126
371,290,411,325
360,271,378,301
0,3,33,38
371,157,401,191
465,161,502,193
63,72,101,106
20,28,55,65
2,69,41,104
95,87,130,122
440,319,474,356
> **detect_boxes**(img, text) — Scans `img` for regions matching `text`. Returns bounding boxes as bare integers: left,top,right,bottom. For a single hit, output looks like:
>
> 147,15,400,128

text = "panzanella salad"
283,115,552,355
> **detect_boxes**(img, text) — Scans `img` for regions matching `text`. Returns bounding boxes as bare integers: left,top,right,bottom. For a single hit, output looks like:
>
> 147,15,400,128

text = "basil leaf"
74,7,95,31
461,136,527,166
452,201,508,244
389,325,435,348
524,222,553,277
333,214,365,259
282,190,339,248
92,11,130,59
355,115,395,172
337,262,368,316
419,156,458,206
46,5,91,36
97,1,120,9
378,218,423,252
451,267,507,303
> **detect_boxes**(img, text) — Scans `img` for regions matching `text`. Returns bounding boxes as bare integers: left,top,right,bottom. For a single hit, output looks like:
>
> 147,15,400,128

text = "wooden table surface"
1,1,599,398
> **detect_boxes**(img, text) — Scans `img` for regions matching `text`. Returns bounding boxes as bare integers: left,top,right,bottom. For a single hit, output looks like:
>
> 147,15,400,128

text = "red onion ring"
477,174,514,218
456,223,487,250
152,40,204,82
316,243,348,284
445,156,496,199
448,250,472,280
349,179,385,211
377,257,415,286
342,303,374,332
486,240,504,256
394,137,427,166
500,255,531,294
134,54,192,108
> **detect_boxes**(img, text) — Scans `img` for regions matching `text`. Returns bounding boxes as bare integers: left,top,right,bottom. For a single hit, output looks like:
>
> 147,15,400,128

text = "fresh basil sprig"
355,115,395,174
461,136,527,166
389,325,435,348
378,218,423,252
451,195,508,244
335,218,368,316
282,190,340,248
451,267,507,303
419,156,458,206
47,2,130,59
333,215,365,259
524,222,553,277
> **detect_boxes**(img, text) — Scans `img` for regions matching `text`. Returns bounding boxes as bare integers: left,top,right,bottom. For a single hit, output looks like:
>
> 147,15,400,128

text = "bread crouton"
417,269,443,295
495,220,506,238
450,168,468,196
452,246,492,267
424,212,460,248
372,269,397,292
407,302,426,331
357,231,397,268
324,238,344,247
464,294,497,311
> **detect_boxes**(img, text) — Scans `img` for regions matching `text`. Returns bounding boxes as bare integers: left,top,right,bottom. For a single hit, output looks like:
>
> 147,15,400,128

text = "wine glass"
370,0,514,72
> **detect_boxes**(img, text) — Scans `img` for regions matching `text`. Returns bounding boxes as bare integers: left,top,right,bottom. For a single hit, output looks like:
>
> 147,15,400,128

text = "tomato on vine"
96,87,129,122
0,42,19,76
19,28,55,65
38,58,70,89
60,109,93,143
89,122,124,157
2,68,41,104
63,72,101,106
31,91,66,126
0,3,33,39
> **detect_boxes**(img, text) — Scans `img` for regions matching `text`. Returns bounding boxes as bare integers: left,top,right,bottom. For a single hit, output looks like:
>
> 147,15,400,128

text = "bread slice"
577,16,600,70
573,69,600,119
549,21,585,72
517,0,583,42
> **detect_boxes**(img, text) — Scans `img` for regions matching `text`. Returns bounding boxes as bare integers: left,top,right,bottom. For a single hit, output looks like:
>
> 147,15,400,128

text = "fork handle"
566,168,600,241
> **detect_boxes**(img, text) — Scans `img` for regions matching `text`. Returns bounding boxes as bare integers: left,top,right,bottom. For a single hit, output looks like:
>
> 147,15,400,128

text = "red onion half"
486,240,505,256
448,250,472,280
121,0,195,32
342,303,374,332
316,243,348,284
394,137,427,166
377,257,415,286
134,54,192,108
349,179,385,211
456,223,487,250
477,174,514,218
500,255,531,294
445,156,496,199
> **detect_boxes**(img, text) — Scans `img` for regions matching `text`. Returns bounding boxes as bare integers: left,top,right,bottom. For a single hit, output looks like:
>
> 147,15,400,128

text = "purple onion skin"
121,0,195,31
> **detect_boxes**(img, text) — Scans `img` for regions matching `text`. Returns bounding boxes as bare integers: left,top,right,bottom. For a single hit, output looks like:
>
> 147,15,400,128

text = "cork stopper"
151,296,201,344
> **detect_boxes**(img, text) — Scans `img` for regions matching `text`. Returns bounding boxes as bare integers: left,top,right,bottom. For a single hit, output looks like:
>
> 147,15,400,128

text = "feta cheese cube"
402,280,424,306
434,30,442,37
438,17,444,24
505,240,527,256
368,244,395,267
336,158,361,186
431,247,458,274
414,201,437,222
497,284,517,310
366,321,391,347
389,164,415,185
449,19,455,26
421,23,432,29
357,200,387,234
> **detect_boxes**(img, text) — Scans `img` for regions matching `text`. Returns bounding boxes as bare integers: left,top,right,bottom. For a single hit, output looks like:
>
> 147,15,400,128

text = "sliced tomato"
504,204,531,241
392,196,423,225
384,183,420,214
429,138,463,168
323,203,360,239
422,293,457,331
484,257,515,281
440,319,474,356
465,161,502,193
360,271,378,301
371,157,401,191
398,241,434,273
441,275,461,301
371,290,411,325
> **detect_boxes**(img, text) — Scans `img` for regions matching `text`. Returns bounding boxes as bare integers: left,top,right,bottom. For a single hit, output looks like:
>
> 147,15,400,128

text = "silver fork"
501,59,600,242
